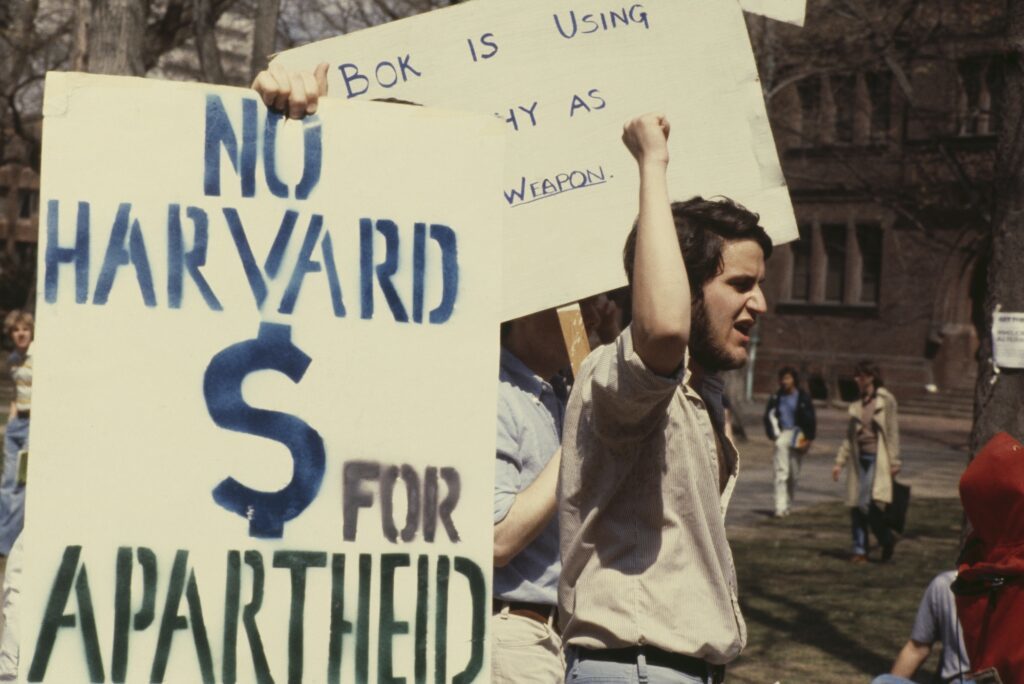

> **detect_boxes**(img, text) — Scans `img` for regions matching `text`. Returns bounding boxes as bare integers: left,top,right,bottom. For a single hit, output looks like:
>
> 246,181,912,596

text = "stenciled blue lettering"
205,94,321,200
93,203,157,307
44,199,90,304
204,95,258,198
263,110,324,201
203,322,326,539
427,224,458,324
222,207,299,308
411,223,459,325
168,204,222,311
362,219,408,323
278,214,346,317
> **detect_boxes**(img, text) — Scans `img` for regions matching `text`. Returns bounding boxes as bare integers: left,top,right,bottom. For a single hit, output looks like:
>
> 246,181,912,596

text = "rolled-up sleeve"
494,399,521,522
909,577,941,644
589,327,684,447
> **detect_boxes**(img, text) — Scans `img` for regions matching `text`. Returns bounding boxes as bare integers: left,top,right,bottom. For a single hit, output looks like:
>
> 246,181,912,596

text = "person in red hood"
955,431,1024,682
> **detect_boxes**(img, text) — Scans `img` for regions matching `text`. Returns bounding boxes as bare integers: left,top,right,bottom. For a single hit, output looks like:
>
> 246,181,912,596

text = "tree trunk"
248,0,281,82
194,0,226,83
970,0,1024,454
71,0,90,71
88,0,148,76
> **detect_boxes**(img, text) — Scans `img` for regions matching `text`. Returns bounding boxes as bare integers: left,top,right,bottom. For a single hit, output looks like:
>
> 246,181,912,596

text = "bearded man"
558,113,772,684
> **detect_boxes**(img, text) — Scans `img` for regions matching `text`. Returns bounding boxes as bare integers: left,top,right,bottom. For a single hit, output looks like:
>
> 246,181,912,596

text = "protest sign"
23,71,504,683
739,0,806,26
274,0,799,320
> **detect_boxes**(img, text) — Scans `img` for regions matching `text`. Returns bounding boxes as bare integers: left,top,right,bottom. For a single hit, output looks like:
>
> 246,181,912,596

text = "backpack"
955,431,1024,683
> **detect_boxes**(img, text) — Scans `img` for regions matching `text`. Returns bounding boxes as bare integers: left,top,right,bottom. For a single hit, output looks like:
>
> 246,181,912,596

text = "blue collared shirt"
494,348,564,605
778,391,798,431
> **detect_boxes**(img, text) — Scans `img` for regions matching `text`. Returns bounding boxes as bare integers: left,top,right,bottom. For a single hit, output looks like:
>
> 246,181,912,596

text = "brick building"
0,160,40,312
746,0,1002,410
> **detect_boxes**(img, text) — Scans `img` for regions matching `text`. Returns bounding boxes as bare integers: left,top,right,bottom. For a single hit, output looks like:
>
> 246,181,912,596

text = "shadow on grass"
729,498,963,682
740,585,892,675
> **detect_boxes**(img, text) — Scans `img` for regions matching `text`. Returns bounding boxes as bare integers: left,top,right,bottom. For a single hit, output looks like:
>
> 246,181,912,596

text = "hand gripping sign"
274,0,800,320
25,72,503,683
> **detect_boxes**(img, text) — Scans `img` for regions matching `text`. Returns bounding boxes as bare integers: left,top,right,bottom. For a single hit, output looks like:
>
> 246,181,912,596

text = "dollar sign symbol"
203,322,326,538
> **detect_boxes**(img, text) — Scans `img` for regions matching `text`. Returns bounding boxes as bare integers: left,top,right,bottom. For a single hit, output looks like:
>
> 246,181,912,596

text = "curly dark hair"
778,365,800,386
854,360,884,388
622,196,773,301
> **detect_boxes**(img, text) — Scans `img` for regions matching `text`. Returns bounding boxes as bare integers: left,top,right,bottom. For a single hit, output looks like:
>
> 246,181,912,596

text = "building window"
17,189,37,219
796,77,821,147
857,223,882,304
831,74,857,144
821,223,846,303
784,220,884,310
957,55,1003,136
790,223,812,300
814,71,892,147
865,71,892,144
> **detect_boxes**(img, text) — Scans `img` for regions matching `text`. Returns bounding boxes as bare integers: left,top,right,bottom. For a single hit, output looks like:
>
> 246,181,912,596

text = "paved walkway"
725,403,971,528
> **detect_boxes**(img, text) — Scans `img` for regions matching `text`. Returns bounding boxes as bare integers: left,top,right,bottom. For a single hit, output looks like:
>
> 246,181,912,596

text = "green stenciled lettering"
356,554,372,683
378,554,411,684
150,550,214,683
328,554,353,684
414,555,429,684
274,550,327,684
433,556,449,684
452,557,486,684
27,545,105,683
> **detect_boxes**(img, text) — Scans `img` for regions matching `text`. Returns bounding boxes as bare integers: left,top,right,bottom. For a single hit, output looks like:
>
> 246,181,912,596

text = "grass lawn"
727,498,964,684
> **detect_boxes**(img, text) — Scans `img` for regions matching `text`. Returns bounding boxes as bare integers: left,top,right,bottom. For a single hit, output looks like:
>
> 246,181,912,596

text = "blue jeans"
851,453,892,556
565,648,715,684
0,416,28,555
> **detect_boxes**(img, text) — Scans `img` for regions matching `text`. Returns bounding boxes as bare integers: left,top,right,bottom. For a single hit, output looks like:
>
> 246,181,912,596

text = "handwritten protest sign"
274,0,798,320
739,0,806,26
24,72,503,683
993,311,1024,369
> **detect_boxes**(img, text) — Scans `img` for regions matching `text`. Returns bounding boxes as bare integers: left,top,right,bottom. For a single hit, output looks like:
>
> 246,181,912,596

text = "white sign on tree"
23,72,503,683
275,0,799,320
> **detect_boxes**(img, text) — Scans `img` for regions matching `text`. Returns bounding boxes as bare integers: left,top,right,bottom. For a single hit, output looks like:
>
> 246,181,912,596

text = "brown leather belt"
491,599,557,628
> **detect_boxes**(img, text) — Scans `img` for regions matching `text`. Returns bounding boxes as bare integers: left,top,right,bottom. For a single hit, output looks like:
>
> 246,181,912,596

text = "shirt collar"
682,354,726,403
500,347,550,398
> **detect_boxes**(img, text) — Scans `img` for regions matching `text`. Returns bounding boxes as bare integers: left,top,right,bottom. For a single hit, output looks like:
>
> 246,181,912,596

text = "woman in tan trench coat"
832,361,901,564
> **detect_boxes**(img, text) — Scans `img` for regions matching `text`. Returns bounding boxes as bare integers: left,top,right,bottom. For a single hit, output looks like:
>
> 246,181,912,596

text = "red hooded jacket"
956,431,1024,681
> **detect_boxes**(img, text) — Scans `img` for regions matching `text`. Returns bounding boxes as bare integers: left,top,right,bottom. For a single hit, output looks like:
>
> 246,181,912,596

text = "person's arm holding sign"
622,114,689,377
493,448,561,567
252,62,329,118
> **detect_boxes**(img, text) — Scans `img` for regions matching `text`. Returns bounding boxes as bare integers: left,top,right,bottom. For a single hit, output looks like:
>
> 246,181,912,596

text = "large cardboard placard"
23,72,503,683
740,0,806,26
275,0,798,320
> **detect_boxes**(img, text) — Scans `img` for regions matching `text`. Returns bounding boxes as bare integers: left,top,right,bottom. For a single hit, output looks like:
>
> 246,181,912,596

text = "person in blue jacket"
763,366,816,518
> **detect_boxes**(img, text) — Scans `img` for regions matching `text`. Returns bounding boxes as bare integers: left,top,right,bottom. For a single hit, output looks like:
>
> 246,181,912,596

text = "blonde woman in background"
0,311,32,556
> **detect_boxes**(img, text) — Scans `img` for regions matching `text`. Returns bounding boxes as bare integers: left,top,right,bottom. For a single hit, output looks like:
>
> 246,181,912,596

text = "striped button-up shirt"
558,327,746,665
